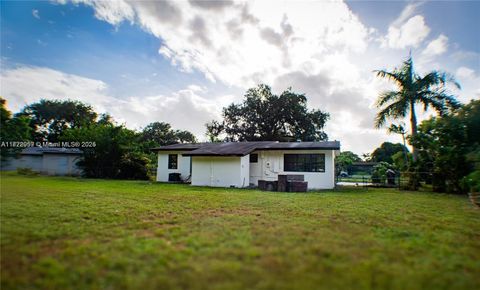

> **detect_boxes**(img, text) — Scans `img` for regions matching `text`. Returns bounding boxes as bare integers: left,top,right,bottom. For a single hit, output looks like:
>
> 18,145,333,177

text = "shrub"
16,167,39,176
463,170,480,192
371,162,396,184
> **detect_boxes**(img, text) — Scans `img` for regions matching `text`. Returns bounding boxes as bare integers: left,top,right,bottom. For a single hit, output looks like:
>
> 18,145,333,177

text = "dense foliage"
206,84,329,142
335,151,361,174
410,99,480,193
61,121,150,180
371,162,397,184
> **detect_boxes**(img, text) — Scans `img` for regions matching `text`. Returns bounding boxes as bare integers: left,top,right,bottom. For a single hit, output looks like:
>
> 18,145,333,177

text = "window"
284,154,325,172
168,154,178,169
250,153,258,163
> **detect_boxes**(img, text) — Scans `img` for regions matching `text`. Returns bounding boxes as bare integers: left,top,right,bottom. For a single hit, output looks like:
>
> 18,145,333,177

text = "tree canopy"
17,99,98,142
140,122,197,148
0,98,31,160
410,99,480,193
335,151,361,173
61,121,149,180
370,142,409,164
206,84,329,142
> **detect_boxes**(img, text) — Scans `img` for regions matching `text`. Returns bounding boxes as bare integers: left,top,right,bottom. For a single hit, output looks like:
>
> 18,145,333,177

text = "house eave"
182,153,246,157
254,147,340,151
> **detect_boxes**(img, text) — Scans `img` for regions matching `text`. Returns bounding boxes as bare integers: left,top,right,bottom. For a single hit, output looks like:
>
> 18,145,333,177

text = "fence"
336,171,434,190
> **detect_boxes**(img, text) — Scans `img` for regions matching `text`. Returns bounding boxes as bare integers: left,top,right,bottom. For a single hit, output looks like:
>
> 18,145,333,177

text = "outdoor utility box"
168,173,182,182
278,174,305,192
288,181,308,192
258,180,278,191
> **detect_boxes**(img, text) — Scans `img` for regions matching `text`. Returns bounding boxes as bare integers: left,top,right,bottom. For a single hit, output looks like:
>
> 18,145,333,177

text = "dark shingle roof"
153,141,340,156
21,147,83,155
183,142,275,156
255,141,341,151
151,143,204,151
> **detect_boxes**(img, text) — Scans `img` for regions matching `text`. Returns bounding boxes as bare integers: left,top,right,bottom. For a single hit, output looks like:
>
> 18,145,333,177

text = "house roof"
21,147,83,156
151,143,205,151
153,141,340,157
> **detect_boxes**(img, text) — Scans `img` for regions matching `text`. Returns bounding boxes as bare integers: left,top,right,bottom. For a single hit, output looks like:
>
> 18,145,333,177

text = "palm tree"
374,56,461,161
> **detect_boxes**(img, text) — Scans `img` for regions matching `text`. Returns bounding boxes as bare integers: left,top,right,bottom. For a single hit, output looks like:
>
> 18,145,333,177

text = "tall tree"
0,98,31,159
374,56,461,161
206,84,329,141
17,99,97,142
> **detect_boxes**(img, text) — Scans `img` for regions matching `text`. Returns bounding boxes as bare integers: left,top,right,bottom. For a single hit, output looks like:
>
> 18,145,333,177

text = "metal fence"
336,171,434,190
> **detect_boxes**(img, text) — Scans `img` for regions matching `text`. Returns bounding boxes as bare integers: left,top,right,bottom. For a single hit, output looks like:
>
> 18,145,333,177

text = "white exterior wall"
191,156,248,188
42,154,82,176
1,155,43,171
248,150,336,189
1,154,81,176
156,151,191,182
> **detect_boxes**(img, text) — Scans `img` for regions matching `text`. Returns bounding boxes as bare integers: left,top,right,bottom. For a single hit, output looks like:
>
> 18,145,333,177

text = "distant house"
1,147,83,176
153,141,340,190
347,162,378,175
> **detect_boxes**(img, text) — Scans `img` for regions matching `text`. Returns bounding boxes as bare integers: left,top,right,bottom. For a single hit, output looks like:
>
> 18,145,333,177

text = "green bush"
463,170,480,192
16,167,39,176
371,162,396,184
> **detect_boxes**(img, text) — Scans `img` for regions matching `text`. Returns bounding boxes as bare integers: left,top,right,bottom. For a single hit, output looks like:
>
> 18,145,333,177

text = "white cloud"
32,9,40,19
422,34,448,57
391,2,423,27
60,0,369,88
456,66,475,80
383,15,430,49
52,0,390,153
454,67,480,102
1,65,111,112
0,65,221,137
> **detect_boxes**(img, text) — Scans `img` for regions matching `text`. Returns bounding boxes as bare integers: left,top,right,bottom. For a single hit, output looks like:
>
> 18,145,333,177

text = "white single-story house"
153,141,340,190
1,147,83,176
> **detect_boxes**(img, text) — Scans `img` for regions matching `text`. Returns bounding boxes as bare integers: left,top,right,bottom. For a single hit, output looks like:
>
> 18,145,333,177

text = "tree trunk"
401,132,408,164
410,100,418,162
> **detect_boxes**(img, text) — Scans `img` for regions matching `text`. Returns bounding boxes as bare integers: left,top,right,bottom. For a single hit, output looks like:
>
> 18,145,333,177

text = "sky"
1,0,479,155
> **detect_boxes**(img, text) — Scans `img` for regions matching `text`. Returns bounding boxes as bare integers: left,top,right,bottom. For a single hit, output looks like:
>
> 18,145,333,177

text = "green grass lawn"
1,173,479,290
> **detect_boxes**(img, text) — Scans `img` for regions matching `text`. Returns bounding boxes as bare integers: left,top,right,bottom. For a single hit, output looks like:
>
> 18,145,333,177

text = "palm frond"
374,70,406,88
374,99,409,128
420,91,462,115
416,71,461,91
375,91,401,108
